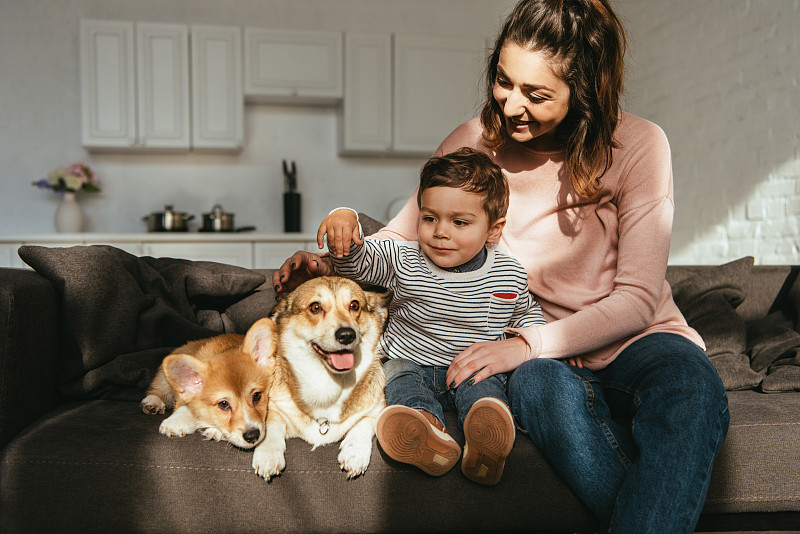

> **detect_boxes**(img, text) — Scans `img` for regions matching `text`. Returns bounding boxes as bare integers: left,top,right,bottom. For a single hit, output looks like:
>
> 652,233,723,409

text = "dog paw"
252,447,286,480
338,441,372,479
141,395,166,415
159,410,196,438
200,427,225,442
159,421,187,437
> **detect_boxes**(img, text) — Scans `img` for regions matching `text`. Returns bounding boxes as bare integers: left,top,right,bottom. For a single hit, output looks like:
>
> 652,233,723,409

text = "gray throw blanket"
18,245,269,401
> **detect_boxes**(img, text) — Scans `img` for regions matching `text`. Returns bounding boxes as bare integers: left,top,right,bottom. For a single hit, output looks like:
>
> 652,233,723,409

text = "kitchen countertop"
0,232,318,243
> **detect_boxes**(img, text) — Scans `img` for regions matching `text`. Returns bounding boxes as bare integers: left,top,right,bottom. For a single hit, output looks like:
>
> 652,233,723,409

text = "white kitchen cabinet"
143,242,254,269
244,28,343,104
81,20,189,150
0,235,318,269
136,23,191,149
80,20,241,151
392,34,487,155
253,241,318,270
340,33,487,156
0,244,24,269
80,20,137,148
191,25,244,150
339,33,393,154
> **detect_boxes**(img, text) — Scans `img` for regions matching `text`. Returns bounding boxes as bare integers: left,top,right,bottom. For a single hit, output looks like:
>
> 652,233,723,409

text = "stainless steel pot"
143,205,194,232
202,204,235,232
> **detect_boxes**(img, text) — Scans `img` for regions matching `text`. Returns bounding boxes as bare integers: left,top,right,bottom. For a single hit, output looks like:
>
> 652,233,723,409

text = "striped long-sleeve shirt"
331,239,546,367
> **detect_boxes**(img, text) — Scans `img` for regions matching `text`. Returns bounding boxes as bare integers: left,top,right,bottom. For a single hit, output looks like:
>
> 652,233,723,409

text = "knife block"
283,192,301,233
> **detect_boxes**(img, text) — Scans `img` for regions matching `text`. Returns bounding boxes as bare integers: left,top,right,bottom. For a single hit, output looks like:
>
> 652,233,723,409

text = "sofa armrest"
0,268,61,448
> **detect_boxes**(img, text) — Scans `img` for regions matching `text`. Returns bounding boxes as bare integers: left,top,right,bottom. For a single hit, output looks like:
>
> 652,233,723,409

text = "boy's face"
418,186,505,269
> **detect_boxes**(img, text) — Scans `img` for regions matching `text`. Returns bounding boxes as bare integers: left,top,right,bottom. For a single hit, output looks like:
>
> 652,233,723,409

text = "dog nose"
335,327,356,345
243,429,261,444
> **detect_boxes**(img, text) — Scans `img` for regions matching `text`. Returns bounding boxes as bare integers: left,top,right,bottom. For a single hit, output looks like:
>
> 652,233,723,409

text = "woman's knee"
652,347,727,408
509,359,591,418
621,340,729,432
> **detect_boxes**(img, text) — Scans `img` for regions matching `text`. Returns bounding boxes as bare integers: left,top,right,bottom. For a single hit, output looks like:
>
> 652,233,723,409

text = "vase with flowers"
32,163,101,233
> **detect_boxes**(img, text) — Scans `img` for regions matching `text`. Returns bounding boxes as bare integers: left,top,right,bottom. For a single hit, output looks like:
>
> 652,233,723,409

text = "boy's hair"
417,147,509,223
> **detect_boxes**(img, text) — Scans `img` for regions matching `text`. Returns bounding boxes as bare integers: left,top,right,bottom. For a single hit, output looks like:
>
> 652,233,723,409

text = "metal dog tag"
317,418,330,435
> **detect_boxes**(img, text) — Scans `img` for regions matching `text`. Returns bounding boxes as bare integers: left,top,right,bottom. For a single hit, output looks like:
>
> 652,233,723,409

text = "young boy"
318,147,545,485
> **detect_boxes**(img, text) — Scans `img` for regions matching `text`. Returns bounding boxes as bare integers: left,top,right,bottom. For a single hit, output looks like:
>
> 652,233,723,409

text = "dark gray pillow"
788,269,800,333
761,350,800,392
671,257,763,391
755,272,800,392
221,289,278,334
358,212,386,236
18,245,267,400
746,312,800,373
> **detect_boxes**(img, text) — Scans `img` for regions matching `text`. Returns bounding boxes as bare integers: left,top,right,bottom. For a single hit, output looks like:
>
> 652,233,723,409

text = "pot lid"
206,204,232,219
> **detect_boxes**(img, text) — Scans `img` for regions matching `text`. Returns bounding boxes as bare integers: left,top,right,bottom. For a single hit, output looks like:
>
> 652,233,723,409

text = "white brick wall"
617,0,800,265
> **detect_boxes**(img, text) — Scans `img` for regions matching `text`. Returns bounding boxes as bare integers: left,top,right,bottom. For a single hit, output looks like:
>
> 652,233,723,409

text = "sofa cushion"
0,400,599,533
18,245,268,400
671,257,764,390
704,389,800,514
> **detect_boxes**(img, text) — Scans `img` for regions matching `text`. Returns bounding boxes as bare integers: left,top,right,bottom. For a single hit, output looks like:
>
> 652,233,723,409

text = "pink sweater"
374,112,703,370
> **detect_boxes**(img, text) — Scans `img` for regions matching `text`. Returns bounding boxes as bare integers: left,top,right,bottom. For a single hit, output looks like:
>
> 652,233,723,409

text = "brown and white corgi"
251,276,390,479
141,319,275,450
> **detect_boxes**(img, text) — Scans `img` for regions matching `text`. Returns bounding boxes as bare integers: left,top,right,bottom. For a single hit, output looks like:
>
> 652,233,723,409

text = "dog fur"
140,319,275,450
252,276,390,480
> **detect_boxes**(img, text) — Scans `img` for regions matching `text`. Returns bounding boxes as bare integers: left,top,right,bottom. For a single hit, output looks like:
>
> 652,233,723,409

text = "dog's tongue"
329,351,355,371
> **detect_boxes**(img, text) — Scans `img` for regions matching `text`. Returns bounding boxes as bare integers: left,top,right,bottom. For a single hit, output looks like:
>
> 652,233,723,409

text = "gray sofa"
2,243,800,533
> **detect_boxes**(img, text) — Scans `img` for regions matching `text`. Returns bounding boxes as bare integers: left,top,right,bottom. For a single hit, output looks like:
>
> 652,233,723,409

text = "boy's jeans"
383,358,508,430
508,333,729,534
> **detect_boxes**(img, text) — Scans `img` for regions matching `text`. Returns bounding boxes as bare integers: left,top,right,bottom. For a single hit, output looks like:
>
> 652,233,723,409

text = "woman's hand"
446,336,529,389
272,250,333,299
565,356,585,368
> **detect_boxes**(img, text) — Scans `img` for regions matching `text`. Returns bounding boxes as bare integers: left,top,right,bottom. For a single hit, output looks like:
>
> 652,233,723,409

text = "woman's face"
492,43,571,151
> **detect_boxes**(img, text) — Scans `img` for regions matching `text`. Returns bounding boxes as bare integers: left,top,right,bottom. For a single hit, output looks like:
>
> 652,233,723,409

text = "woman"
273,0,729,531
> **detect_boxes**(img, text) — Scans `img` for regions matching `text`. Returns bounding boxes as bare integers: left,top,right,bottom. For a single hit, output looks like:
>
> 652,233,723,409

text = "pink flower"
65,162,97,185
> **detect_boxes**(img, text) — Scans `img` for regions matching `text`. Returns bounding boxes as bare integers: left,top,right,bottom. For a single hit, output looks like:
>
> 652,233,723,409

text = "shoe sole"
461,397,515,485
376,405,461,476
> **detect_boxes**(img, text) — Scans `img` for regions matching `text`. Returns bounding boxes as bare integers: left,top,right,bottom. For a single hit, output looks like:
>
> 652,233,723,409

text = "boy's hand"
317,208,362,257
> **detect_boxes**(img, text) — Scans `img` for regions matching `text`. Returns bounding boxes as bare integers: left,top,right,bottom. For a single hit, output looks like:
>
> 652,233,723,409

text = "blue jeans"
508,333,729,533
384,358,508,430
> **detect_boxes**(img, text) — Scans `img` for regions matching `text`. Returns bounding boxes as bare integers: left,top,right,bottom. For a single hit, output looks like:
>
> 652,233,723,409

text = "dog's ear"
271,292,290,321
244,317,276,367
366,288,392,312
365,288,392,327
162,354,207,402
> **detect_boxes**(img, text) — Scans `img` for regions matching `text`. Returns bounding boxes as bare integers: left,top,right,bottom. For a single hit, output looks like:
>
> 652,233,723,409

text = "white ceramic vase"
54,192,83,233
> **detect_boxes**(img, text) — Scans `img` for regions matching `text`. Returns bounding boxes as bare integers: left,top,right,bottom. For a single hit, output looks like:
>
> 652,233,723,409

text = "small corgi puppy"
141,318,275,450
251,276,390,480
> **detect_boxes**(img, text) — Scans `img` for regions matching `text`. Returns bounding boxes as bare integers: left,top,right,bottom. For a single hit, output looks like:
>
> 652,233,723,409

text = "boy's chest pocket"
487,292,519,330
